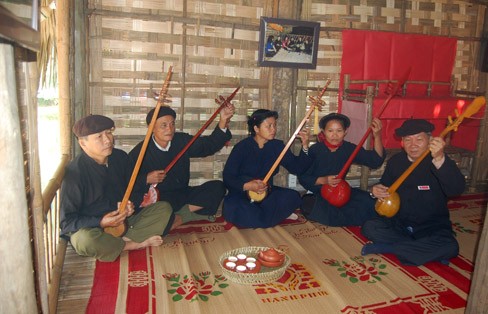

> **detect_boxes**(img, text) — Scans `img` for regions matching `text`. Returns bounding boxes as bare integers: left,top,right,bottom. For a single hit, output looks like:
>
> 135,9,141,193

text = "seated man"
60,115,175,262
361,119,465,266
130,105,234,226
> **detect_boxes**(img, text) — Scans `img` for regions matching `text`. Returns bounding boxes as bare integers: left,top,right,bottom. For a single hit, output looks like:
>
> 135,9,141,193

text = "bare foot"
143,235,164,247
123,235,163,251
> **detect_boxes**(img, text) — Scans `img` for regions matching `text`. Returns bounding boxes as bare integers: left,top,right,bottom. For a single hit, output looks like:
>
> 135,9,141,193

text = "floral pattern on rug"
452,222,476,234
469,217,483,227
323,256,388,283
162,271,228,302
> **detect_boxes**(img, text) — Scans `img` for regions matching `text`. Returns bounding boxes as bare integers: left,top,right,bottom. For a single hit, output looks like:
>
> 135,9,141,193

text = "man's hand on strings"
219,102,236,129
100,209,127,228
120,201,135,217
244,179,268,194
147,170,166,185
429,136,445,160
429,136,446,168
371,184,389,199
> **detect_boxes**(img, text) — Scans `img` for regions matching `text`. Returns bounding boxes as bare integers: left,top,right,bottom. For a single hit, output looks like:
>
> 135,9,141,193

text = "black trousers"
159,180,226,216
361,217,459,266
305,188,377,227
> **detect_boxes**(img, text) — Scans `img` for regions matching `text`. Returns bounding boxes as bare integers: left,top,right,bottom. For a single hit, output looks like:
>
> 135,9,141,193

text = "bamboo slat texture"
86,0,485,184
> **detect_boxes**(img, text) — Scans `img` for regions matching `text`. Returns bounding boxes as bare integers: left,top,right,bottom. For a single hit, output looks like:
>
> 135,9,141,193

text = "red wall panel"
339,30,480,151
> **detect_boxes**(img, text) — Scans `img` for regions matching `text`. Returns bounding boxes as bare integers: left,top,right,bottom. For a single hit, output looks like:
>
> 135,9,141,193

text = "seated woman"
298,113,386,226
265,35,277,58
222,109,311,228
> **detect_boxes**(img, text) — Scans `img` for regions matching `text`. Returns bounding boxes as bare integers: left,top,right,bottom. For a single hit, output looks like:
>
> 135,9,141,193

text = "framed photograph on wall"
258,17,320,69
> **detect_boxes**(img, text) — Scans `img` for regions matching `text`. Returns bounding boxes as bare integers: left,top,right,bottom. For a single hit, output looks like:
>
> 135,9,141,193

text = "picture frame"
258,17,320,69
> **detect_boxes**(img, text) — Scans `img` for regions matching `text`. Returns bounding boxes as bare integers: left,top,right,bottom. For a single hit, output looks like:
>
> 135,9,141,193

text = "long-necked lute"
247,79,331,203
140,86,241,207
320,70,410,207
375,96,486,218
104,66,173,237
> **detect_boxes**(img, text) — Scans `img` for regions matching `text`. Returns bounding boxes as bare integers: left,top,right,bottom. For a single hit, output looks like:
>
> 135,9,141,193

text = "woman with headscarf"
298,113,386,226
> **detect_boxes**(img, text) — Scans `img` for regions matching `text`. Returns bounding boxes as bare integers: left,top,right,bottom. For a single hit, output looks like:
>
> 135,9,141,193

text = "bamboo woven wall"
306,0,484,96
86,0,485,185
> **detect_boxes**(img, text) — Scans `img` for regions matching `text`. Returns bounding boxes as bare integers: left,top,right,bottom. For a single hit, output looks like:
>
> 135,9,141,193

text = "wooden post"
465,202,488,313
270,0,300,187
180,0,187,130
0,43,38,314
17,50,49,313
463,8,488,311
360,86,375,190
57,0,72,156
469,100,488,191
73,0,87,156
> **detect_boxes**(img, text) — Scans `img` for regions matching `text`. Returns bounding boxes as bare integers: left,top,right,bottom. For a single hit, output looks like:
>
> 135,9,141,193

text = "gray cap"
72,115,114,137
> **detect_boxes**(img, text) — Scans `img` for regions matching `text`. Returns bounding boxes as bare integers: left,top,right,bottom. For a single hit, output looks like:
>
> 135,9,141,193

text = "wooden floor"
56,244,95,314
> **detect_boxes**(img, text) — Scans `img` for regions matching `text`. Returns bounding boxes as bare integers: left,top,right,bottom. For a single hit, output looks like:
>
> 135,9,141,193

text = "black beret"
319,113,350,130
146,106,176,125
72,115,114,137
395,119,435,137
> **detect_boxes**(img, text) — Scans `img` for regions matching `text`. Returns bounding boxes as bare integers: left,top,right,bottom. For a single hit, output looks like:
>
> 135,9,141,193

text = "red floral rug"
86,193,486,313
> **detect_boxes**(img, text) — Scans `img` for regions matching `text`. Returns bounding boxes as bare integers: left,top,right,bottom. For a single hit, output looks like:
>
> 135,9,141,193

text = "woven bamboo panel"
87,0,484,186
308,0,484,94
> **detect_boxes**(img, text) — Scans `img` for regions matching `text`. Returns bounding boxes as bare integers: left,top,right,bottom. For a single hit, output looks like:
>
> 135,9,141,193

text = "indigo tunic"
298,141,385,226
223,137,311,228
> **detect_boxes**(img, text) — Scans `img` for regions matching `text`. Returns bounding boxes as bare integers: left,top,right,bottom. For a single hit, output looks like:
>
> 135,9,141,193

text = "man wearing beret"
60,115,175,262
361,119,465,266
129,104,234,226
